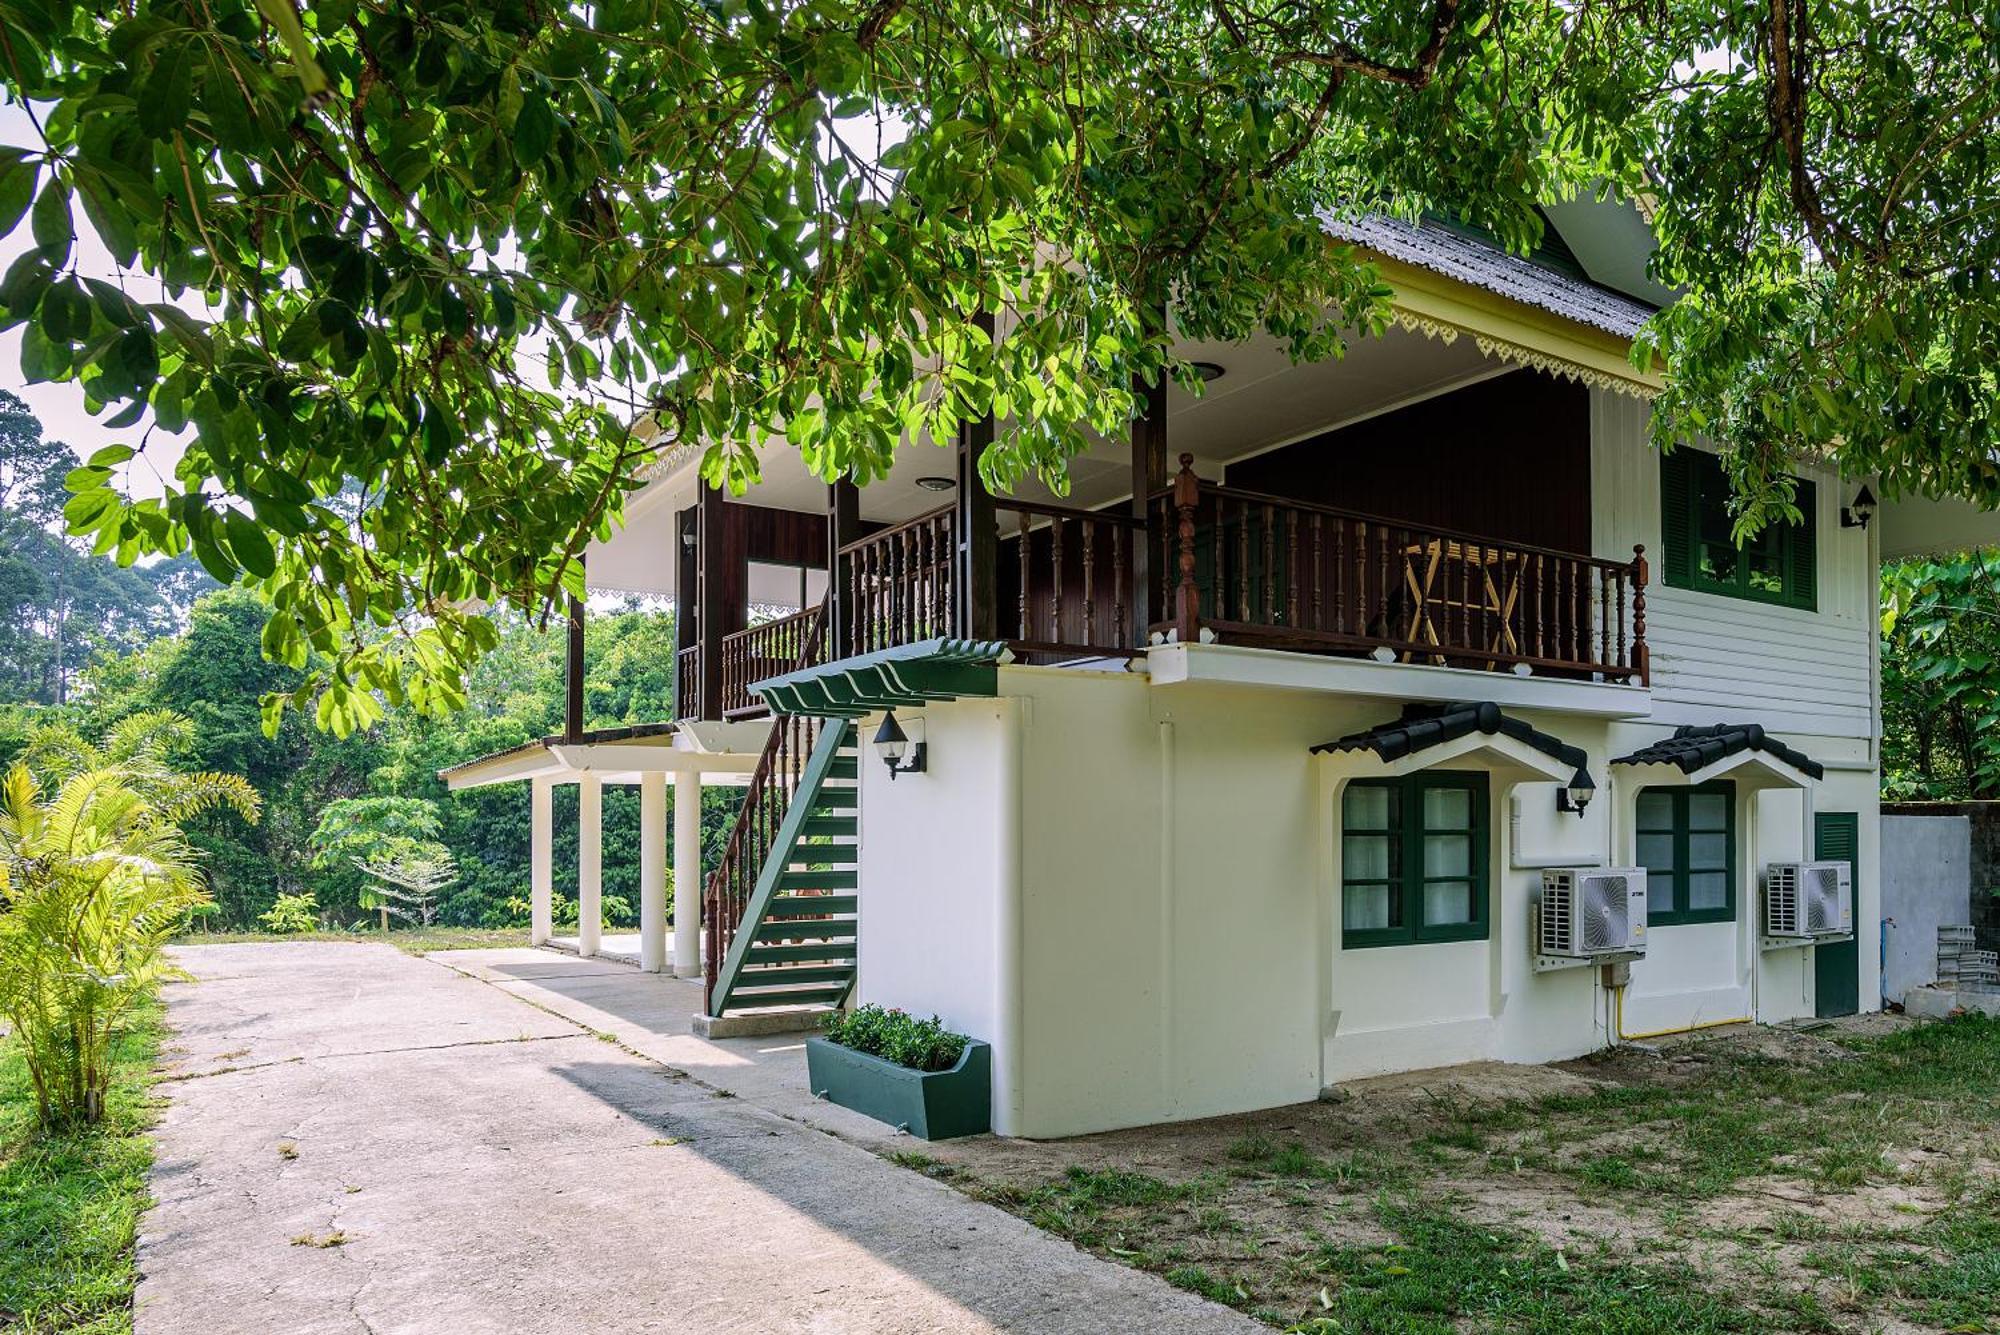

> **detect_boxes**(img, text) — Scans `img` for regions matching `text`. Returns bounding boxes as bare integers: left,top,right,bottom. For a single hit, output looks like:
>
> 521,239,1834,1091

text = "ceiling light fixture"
915,475,956,492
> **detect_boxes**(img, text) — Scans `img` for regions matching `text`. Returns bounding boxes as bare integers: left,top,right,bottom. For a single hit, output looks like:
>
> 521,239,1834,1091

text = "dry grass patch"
892,1014,2000,1333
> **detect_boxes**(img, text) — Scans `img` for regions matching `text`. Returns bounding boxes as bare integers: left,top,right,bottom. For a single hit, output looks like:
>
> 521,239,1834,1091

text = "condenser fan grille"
1581,875,1630,952
1805,867,1843,933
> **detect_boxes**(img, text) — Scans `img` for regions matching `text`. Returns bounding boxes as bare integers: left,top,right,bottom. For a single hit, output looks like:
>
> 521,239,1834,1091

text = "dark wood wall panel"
1222,371,1593,553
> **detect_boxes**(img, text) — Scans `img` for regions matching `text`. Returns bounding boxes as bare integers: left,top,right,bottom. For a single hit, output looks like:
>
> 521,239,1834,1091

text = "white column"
578,774,602,958
639,770,668,973
529,776,553,947
673,768,703,977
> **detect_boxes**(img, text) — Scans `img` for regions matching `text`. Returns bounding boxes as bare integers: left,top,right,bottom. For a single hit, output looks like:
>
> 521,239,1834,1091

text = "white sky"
0,103,198,498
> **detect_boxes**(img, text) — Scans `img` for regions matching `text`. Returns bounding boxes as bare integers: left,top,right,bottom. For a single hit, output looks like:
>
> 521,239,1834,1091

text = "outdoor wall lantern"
1555,767,1596,817
1841,484,1878,530
873,709,927,779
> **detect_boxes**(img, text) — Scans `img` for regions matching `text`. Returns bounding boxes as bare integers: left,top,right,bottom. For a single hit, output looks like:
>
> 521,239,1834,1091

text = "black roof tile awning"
1612,724,1823,780
1311,702,1586,771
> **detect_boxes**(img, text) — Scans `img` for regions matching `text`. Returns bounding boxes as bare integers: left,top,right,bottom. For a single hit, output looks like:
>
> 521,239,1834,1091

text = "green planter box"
805,1036,991,1140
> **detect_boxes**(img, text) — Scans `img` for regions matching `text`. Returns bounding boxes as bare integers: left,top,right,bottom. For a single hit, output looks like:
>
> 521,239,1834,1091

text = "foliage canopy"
0,0,1992,720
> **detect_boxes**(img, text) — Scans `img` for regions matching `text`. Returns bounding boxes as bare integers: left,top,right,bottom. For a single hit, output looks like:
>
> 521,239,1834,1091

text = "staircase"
705,719,860,1016
702,598,862,1018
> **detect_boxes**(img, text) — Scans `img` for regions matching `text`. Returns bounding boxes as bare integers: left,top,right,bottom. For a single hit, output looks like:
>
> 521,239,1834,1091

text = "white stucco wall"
852,665,1882,1137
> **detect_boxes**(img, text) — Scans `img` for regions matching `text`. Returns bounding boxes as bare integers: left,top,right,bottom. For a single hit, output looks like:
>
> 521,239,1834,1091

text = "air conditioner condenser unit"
1764,862,1853,939
1539,868,1648,960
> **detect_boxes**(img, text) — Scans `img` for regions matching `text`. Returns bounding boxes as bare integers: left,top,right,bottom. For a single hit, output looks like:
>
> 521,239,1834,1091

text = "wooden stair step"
753,922,858,943
724,982,854,1009
776,869,857,891
814,787,858,809
827,755,859,780
799,816,858,838
733,964,856,985
765,893,858,917
744,942,858,965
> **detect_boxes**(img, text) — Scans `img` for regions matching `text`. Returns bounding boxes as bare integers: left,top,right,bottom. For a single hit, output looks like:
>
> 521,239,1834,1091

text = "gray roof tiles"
1319,212,1657,339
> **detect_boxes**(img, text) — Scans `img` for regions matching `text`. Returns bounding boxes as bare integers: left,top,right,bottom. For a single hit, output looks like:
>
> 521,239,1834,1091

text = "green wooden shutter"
1659,451,1696,590
1813,812,1860,1017
1786,477,1818,611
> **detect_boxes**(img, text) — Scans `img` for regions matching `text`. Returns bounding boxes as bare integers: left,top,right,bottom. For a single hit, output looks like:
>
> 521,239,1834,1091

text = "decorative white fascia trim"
1472,334,1656,400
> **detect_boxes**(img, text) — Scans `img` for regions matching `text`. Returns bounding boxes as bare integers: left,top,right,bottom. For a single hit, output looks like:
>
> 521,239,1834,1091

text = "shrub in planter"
809,1005,989,1139
819,1004,967,1072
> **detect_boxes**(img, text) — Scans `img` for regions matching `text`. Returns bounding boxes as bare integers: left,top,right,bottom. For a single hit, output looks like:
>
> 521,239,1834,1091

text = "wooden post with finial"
1173,453,1201,644
1630,544,1650,686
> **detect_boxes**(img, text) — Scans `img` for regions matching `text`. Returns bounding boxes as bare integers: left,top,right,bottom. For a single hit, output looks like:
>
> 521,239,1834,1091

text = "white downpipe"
578,774,603,957
639,770,667,972
673,769,703,976
992,699,1025,1137
529,776,553,947
1157,720,1176,1111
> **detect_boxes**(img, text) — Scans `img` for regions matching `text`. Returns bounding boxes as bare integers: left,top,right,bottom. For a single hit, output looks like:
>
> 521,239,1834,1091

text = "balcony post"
1131,370,1167,644
956,310,998,641
827,478,860,657
696,484,726,720
1172,453,1201,643
1631,544,1650,686
565,562,585,744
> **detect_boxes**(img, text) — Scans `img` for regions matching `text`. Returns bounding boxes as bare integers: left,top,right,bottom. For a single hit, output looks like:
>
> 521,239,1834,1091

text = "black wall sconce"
1841,485,1877,531
873,709,927,779
1555,767,1596,817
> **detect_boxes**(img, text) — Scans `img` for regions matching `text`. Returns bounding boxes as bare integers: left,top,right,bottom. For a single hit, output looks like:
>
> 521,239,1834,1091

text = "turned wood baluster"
1285,511,1299,628
1234,500,1249,622
1082,520,1096,646
1310,515,1324,631
1262,503,1277,625
1050,515,1064,644
1598,565,1610,669
1112,526,1128,648
1631,544,1650,685
1615,567,1628,668
1017,512,1031,642
1173,454,1201,642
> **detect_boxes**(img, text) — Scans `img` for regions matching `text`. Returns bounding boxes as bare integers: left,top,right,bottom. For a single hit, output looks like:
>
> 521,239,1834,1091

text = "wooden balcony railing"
674,644,700,720
997,498,1144,659
838,505,958,657
719,602,829,719
1150,455,1649,683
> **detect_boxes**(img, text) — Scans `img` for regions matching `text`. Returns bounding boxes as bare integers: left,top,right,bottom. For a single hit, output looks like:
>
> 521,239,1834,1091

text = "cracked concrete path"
139,942,1262,1335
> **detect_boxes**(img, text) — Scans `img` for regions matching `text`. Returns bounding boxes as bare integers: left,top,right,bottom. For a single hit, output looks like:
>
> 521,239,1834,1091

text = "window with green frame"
1660,449,1817,610
1634,783,1737,925
1340,772,1489,948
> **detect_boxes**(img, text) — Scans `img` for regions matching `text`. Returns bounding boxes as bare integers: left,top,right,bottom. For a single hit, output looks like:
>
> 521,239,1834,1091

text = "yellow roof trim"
1372,255,1664,399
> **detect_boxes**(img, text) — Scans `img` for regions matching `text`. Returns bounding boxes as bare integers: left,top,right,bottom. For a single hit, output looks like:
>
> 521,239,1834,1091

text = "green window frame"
1340,771,1490,948
1635,782,1737,926
1660,450,1817,611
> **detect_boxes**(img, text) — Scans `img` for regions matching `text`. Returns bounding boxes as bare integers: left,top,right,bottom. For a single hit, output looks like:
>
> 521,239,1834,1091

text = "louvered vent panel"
1540,877,1574,956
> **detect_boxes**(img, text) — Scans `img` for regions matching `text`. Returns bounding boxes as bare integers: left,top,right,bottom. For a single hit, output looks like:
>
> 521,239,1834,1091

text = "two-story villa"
444,199,1987,1138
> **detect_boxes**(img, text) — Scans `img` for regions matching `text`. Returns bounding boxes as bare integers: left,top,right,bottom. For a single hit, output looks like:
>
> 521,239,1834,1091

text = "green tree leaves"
0,0,1985,732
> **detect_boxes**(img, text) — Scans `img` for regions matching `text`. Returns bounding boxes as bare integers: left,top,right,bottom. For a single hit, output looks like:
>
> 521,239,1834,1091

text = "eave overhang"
752,639,1010,718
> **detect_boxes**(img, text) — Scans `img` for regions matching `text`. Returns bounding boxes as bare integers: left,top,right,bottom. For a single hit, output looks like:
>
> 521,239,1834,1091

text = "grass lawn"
891,1015,2000,1333
175,925,529,953
0,1005,162,1334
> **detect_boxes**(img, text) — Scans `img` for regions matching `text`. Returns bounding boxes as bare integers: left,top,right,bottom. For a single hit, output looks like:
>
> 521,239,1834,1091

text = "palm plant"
0,713,258,1128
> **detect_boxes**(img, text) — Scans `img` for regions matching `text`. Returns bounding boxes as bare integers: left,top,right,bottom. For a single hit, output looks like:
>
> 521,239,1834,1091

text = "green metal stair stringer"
708,718,857,1017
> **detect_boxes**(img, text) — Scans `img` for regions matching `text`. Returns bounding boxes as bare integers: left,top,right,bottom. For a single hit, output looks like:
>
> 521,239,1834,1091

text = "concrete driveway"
139,943,1261,1334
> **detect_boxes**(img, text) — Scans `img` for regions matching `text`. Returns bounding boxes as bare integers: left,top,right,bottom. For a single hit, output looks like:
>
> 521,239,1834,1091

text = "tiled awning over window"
1611,724,1823,781
1311,701,1586,770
